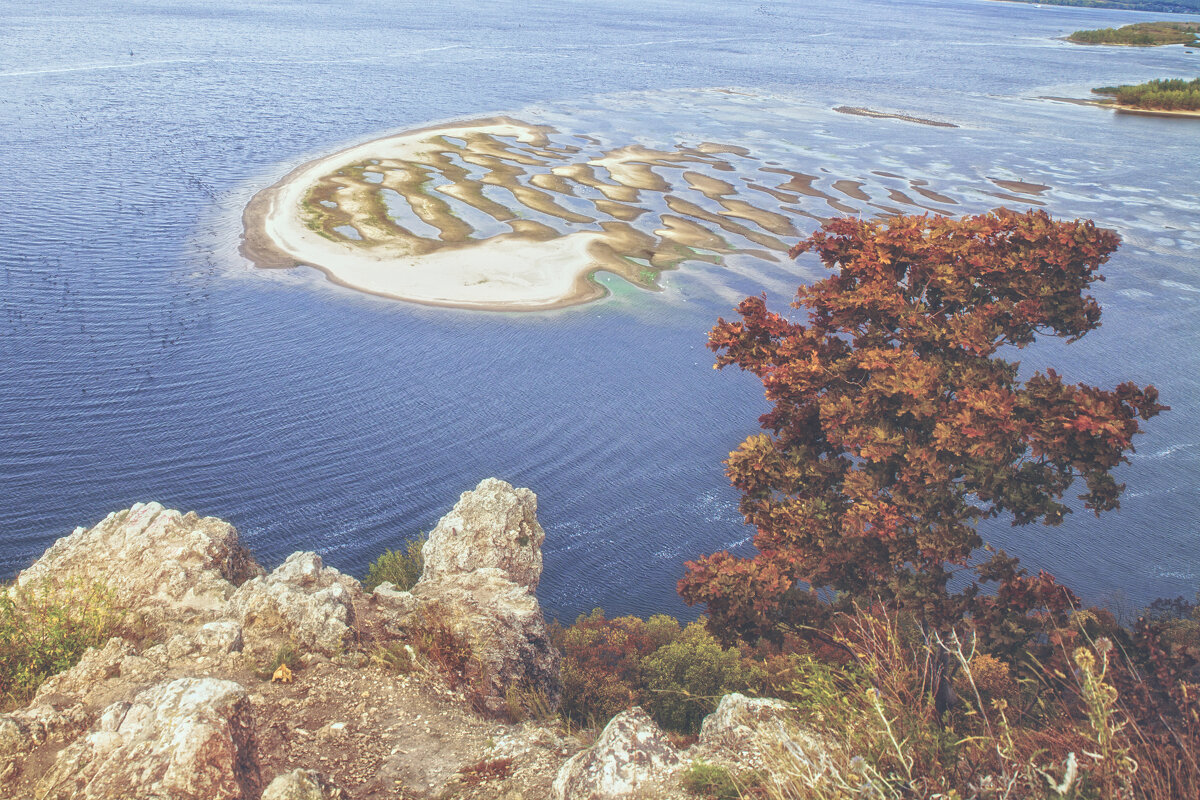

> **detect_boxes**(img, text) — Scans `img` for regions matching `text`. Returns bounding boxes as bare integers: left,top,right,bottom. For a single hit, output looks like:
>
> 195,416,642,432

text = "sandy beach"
241,118,617,310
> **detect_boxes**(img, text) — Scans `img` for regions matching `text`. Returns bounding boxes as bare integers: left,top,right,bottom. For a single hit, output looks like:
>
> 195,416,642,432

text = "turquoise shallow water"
1,0,1197,620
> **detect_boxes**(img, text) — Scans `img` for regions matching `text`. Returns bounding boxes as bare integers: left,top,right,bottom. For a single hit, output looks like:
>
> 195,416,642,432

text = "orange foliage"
680,210,1166,644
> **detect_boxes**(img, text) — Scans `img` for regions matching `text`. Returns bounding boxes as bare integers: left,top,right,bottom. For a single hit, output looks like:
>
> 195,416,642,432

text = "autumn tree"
679,209,1165,646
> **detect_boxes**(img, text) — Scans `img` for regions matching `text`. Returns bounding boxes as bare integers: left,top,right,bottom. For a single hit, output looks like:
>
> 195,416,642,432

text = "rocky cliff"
0,479,807,800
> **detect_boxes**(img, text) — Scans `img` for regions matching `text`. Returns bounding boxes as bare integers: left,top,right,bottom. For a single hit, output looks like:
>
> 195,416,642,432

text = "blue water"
1,0,1197,621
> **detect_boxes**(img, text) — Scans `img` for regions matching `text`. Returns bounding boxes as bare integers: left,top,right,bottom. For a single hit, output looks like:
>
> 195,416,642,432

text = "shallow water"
1,0,1198,620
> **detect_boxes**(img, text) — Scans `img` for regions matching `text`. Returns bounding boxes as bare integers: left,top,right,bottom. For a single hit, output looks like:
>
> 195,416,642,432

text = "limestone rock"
370,583,419,637
698,693,792,766
551,707,683,800
33,637,139,708
37,677,260,800
419,478,544,591
0,704,89,783
402,479,561,716
14,503,262,622
230,552,364,658
261,768,348,800
194,620,246,655
413,568,561,715
697,692,829,778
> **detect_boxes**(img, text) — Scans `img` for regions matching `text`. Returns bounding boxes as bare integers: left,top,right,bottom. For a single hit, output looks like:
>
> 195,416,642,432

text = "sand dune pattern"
241,117,1049,310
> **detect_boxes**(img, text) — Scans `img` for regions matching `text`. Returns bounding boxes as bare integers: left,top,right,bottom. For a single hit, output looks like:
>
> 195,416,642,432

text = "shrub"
555,609,670,728
555,610,758,733
0,578,125,709
369,641,415,674
363,532,426,592
407,603,475,688
505,683,556,723
459,757,513,785
644,621,755,733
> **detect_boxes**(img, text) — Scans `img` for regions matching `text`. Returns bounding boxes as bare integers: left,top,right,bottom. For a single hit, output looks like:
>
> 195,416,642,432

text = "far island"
994,0,1200,13
1068,21,1200,46
1092,77,1200,115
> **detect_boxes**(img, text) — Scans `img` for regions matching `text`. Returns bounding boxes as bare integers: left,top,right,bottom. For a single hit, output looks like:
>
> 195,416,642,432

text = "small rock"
697,692,828,778
194,620,245,655
0,706,88,783
33,637,138,707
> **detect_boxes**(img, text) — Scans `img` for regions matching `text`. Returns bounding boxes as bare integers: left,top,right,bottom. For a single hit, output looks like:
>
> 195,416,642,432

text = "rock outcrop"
230,552,365,659
37,677,260,800
0,483,772,798
696,692,831,782
551,707,683,800
13,502,262,624
419,477,545,590
0,703,90,783
407,478,561,716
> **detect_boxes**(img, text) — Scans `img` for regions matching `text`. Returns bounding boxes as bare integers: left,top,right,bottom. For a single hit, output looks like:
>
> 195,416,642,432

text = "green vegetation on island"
997,0,1200,14
1093,76,1200,111
1069,21,1200,45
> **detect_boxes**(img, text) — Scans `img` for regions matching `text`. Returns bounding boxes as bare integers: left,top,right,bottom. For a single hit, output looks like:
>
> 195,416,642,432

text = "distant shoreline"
986,0,1200,15
1111,104,1200,117
1040,95,1200,118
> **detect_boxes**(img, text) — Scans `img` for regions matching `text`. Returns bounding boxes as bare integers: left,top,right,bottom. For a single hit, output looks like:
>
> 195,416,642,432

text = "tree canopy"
679,210,1165,645
1093,77,1200,112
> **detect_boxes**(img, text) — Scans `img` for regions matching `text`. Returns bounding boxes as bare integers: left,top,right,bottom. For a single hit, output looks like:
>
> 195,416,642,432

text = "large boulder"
230,552,364,658
13,502,261,627
37,677,260,800
552,707,683,800
418,477,545,591
697,692,830,779
408,479,560,716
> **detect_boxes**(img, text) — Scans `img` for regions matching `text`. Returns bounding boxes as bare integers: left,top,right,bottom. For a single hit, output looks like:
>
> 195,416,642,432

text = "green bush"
364,533,427,592
0,578,125,709
681,760,741,800
644,621,755,734
256,641,302,680
555,610,756,734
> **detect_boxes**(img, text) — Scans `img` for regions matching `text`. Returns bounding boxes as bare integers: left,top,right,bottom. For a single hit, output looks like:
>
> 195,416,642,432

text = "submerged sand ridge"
241,116,1053,311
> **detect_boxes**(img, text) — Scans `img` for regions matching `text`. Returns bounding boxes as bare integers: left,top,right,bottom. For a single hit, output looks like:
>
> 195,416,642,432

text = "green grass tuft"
0,578,125,709
364,533,427,592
